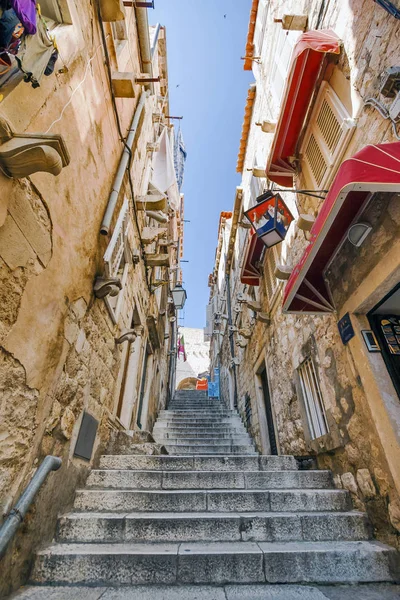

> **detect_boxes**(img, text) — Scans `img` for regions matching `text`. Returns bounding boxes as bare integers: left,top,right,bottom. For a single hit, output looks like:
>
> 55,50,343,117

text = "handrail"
0,455,62,560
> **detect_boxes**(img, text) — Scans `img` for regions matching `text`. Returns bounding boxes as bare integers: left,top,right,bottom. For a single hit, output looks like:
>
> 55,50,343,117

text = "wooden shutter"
264,246,281,304
301,81,356,188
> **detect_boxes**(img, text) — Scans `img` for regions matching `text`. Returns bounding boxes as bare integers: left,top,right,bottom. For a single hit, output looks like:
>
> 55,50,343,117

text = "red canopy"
266,30,341,187
241,229,264,286
283,143,400,313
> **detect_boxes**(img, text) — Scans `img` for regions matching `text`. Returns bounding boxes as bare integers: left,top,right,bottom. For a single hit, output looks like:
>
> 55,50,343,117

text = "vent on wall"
301,81,356,189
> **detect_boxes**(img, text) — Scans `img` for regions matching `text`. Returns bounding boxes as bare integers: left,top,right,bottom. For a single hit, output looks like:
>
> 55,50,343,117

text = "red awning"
283,143,400,313
266,30,341,187
241,229,264,286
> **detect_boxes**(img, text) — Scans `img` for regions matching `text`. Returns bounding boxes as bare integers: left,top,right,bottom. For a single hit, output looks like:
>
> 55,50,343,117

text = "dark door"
260,367,278,455
369,313,400,399
136,347,150,429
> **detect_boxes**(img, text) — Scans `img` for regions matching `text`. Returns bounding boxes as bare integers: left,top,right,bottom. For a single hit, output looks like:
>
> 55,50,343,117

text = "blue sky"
152,1,253,328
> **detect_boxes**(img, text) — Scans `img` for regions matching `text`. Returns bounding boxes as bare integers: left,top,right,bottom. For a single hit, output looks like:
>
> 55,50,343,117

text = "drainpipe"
136,6,154,93
0,456,62,559
100,90,150,235
225,273,238,409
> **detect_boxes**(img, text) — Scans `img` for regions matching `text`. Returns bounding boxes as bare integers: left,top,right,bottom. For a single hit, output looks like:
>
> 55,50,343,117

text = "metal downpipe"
100,90,150,235
225,273,239,409
0,455,62,559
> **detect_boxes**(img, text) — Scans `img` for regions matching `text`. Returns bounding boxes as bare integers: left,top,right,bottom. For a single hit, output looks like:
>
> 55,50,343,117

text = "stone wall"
0,3,173,595
210,0,400,549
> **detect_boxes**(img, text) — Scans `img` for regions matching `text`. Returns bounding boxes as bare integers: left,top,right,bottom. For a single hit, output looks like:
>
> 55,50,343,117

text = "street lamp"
171,283,187,310
244,191,294,248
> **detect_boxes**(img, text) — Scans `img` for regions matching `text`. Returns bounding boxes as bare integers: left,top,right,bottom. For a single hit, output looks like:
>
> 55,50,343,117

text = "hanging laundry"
0,8,21,49
16,7,56,87
173,128,186,192
10,0,35,34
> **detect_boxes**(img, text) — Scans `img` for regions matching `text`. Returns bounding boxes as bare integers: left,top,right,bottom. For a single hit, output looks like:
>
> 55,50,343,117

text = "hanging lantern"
171,283,187,309
244,191,294,248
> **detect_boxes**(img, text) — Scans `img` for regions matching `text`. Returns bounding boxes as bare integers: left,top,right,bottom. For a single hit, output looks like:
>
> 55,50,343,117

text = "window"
264,245,281,306
103,197,132,323
39,0,72,24
300,81,356,189
298,357,328,439
254,0,268,56
244,393,252,430
270,29,299,109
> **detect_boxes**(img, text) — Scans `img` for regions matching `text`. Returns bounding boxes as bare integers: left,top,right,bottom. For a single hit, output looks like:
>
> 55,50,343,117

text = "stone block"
32,543,178,585
74,490,208,513
341,473,358,495
177,542,264,583
260,540,397,584
356,469,376,499
207,491,270,513
268,490,351,512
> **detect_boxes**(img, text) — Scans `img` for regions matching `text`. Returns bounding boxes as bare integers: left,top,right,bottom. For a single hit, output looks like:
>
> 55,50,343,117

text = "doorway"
136,344,151,429
369,282,400,400
258,366,278,455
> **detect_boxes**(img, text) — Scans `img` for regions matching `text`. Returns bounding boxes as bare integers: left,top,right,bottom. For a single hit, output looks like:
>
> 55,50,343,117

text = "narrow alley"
1,0,400,599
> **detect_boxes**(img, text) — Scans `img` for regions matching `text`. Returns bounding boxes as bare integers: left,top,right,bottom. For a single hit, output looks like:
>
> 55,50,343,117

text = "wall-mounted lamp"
347,222,372,247
171,283,187,310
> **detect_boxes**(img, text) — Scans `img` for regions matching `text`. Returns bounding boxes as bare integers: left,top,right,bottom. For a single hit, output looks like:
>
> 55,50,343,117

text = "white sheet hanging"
150,128,179,211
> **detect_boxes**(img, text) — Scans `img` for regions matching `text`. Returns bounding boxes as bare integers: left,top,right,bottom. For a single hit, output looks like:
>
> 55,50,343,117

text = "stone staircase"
152,390,257,455
17,390,400,594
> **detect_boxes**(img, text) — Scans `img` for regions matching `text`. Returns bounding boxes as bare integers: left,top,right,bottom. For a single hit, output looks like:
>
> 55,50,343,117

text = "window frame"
103,197,132,324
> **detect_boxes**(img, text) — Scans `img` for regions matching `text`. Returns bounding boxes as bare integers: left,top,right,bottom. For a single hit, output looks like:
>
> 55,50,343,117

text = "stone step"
57,510,370,544
85,470,333,490
98,455,298,471
160,410,236,415
156,418,243,424
154,436,252,445
167,408,226,412
13,583,400,599
153,424,245,432
153,430,248,438
164,445,256,455
32,540,399,585
74,488,351,513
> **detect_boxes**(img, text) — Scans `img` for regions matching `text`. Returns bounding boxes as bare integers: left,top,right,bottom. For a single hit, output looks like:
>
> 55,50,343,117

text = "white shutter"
254,0,268,55
270,29,299,109
104,197,130,278
301,81,356,189
205,302,213,339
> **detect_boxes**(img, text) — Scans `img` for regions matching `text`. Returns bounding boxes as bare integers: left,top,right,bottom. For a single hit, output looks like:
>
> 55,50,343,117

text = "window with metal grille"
301,81,355,189
244,393,252,430
298,357,328,439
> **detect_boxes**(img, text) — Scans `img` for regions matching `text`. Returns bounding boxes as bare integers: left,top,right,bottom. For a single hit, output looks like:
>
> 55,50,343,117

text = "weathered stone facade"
0,4,182,596
209,0,400,550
